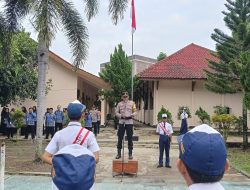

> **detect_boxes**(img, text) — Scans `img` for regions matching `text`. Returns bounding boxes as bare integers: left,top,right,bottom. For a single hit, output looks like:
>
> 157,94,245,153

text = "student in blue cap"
42,100,100,190
177,124,230,190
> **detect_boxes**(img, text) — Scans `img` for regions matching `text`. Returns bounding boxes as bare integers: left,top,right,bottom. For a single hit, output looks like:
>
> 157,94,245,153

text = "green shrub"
212,113,236,142
10,109,25,129
195,107,210,124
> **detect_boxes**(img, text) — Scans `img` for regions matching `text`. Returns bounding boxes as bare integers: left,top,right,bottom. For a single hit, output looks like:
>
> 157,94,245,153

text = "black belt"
121,117,132,120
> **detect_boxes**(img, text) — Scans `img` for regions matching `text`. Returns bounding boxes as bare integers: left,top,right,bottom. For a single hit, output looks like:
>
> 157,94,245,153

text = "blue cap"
67,100,86,118
177,124,227,176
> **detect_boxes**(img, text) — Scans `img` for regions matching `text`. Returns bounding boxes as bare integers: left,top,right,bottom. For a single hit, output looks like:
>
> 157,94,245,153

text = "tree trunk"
35,39,48,161
242,104,248,149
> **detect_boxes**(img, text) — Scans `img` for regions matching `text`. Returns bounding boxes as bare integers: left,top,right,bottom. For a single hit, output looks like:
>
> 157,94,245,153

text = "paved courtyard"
2,124,250,189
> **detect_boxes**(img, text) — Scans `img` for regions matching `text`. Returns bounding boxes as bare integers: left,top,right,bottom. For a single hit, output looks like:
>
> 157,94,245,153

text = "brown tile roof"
138,43,219,80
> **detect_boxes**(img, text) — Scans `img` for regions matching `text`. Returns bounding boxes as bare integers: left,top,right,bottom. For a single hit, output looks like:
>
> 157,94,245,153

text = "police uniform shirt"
45,122,100,155
156,121,173,136
115,100,137,125
188,182,225,190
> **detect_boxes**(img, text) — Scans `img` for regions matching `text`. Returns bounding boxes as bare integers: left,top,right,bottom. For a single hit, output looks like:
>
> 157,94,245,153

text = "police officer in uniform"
115,91,136,160
156,113,173,168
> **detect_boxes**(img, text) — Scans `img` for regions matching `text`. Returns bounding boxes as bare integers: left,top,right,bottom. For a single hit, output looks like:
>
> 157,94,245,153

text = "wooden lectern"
112,160,138,176
112,135,139,177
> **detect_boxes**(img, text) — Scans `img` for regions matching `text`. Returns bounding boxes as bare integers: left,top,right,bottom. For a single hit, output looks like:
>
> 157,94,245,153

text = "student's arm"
93,151,99,164
42,151,53,165
156,124,160,134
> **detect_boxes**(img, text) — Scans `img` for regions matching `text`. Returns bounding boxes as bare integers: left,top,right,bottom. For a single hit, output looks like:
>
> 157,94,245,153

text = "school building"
135,43,249,128
16,51,110,125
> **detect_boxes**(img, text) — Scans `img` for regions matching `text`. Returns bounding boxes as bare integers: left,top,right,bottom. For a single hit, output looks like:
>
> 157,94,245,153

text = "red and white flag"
131,0,136,34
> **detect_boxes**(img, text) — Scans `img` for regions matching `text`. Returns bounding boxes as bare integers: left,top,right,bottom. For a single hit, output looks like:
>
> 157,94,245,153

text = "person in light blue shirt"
25,108,36,139
84,109,92,131
33,106,37,133
54,105,64,132
45,108,56,139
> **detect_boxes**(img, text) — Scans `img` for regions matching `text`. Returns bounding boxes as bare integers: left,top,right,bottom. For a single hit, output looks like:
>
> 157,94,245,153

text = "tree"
157,106,173,124
157,52,167,61
99,44,138,106
0,31,38,106
2,0,129,160
205,0,250,149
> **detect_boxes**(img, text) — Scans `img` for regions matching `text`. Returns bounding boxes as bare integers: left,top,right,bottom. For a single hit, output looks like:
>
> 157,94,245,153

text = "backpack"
52,128,95,190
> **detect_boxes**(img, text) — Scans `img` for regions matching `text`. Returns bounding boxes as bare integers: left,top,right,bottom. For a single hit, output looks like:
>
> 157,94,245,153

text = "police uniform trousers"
117,124,133,151
97,120,100,134
92,122,98,136
180,119,188,135
55,122,63,132
159,134,170,166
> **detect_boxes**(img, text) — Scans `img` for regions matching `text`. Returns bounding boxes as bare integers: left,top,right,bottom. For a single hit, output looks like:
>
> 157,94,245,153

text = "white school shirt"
181,112,188,119
156,121,173,136
45,122,100,155
45,122,99,190
188,182,225,190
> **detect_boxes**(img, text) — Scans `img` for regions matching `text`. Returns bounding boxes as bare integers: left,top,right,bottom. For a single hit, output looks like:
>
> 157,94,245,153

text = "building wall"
45,58,77,109
9,57,77,111
77,77,99,109
136,80,246,128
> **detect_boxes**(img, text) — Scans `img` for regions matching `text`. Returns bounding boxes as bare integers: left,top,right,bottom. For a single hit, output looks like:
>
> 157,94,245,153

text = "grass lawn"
228,148,250,175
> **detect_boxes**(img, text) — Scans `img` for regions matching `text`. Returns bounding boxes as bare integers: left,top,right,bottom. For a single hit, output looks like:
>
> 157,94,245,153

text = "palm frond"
83,0,99,21
4,0,32,32
60,0,88,68
33,0,60,47
109,0,128,25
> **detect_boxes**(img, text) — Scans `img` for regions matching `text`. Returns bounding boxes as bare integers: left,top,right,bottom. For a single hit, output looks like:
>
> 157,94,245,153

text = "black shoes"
115,149,121,159
128,154,133,160
115,154,121,159
157,164,171,168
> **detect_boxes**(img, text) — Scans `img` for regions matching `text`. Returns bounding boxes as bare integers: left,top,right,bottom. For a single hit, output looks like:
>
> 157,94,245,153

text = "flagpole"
131,32,134,101
131,0,136,101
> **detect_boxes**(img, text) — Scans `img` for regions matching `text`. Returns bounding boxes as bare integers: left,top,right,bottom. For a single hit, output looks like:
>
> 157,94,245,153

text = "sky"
23,0,229,76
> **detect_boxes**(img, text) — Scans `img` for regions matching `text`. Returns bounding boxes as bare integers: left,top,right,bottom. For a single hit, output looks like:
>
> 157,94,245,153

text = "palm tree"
2,0,129,160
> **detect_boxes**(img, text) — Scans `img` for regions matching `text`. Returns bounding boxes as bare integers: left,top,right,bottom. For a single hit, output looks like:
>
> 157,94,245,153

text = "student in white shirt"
156,113,173,168
42,100,100,190
177,124,230,190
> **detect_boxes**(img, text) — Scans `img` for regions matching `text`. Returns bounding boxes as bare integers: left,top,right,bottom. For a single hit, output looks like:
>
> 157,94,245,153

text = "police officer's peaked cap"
67,100,86,118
